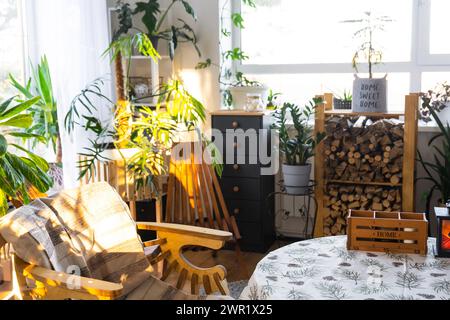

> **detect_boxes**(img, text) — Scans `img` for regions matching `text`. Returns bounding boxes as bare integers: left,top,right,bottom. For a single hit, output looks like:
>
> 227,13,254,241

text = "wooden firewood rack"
313,93,419,237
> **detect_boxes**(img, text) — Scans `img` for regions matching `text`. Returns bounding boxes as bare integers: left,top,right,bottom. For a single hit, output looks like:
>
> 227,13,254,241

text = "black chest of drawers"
212,111,275,253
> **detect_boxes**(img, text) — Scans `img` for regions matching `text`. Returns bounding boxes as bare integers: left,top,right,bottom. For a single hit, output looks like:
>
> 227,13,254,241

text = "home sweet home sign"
352,75,388,113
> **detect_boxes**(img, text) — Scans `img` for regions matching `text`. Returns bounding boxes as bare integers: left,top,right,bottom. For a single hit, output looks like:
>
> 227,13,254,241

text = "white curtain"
24,0,112,188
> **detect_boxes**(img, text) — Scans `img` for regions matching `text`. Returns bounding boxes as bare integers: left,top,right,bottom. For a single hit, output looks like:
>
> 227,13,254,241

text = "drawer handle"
233,164,240,171
232,121,239,129
234,208,240,215
233,186,240,193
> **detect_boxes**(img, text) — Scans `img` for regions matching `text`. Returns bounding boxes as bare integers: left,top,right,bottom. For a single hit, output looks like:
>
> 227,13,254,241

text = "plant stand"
268,181,318,240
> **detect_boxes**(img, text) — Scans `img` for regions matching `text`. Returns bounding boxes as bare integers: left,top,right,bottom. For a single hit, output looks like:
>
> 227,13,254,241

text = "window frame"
232,0,450,96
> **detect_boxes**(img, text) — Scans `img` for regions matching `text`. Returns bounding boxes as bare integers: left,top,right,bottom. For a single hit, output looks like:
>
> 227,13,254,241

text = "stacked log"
322,116,405,236
323,184,402,236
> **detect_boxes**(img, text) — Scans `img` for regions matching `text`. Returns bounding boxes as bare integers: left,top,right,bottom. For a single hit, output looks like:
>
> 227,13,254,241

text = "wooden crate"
313,93,419,237
347,210,428,255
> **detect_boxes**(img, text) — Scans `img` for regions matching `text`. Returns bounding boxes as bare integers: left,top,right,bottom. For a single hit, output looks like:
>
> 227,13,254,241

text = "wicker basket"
333,98,352,110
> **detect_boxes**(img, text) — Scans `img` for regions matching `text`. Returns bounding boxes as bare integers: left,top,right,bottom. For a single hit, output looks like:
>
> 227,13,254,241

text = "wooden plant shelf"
326,180,402,187
324,110,404,118
314,93,419,237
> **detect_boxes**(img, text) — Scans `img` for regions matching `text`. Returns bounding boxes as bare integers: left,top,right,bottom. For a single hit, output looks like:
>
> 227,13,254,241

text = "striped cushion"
0,182,151,296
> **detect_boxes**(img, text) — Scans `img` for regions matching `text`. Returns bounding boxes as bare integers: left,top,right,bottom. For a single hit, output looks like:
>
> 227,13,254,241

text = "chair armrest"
23,265,123,300
137,222,233,242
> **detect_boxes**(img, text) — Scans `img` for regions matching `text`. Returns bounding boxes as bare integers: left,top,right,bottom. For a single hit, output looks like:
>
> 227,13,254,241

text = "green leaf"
0,96,40,121
134,1,160,34
0,96,16,115
11,143,50,172
231,13,245,29
181,0,196,20
0,114,33,128
195,59,212,70
9,74,33,100
6,132,46,144
242,0,256,8
0,189,7,217
0,135,7,157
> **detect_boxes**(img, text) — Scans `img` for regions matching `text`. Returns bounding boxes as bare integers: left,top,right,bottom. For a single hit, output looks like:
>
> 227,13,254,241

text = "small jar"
245,94,264,112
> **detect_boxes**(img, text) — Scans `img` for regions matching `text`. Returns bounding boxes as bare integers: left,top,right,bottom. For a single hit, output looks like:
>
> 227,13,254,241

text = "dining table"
240,236,450,300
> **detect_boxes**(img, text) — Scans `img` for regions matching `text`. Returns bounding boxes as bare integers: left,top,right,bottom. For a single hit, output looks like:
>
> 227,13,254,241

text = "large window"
235,0,450,112
0,0,25,101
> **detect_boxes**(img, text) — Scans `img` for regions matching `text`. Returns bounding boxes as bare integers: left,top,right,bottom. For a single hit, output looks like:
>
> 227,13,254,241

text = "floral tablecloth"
240,236,450,300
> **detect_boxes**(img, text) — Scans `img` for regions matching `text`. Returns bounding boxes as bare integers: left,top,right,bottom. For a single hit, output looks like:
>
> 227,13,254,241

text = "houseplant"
112,0,201,61
196,0,267,109
343,12,392,113
272,98,326,195
333,90,352,110
419,82,450,123
417,102,450,214
9,56,63,189
0,96,53,216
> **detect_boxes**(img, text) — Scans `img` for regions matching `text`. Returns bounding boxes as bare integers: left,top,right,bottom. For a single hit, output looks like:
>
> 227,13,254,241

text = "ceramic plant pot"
282,164,312,195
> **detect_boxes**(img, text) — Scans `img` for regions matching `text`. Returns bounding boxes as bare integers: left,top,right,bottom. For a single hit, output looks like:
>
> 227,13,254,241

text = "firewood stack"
322,116,405,236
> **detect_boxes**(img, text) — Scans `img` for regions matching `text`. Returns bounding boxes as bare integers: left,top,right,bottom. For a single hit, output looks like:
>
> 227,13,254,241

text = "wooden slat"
191,162,204,227
314,96,326,237
161,260,178,281
165,159,176,223
191,273,199,295
197,163,215,229
213,273,227,295
403,93,419,212
176,268,188,290
202,275,212,295
201,160,224,230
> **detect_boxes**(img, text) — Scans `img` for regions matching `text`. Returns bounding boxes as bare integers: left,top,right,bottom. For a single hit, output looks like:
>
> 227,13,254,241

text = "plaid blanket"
0,182,151,296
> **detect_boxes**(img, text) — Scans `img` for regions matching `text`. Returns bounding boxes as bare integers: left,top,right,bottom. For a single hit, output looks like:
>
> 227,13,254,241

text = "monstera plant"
0,96,53,216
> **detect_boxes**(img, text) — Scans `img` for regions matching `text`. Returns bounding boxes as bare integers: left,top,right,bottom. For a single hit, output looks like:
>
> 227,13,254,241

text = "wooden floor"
184,240,293,282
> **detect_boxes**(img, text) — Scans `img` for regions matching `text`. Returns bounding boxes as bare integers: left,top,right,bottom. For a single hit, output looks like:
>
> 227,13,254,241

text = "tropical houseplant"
417,101,450,213
196,0,267,109
0,96,53,216
343,11,392,113
271,98,326,195
9,56,61,164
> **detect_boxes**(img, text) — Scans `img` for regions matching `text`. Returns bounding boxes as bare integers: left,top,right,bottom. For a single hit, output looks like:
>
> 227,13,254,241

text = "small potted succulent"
333,90,353,110
272,99,326,195
227,72,268,110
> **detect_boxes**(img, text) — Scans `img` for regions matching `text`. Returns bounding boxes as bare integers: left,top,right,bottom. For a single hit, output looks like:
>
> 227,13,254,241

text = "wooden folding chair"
164,138,248,278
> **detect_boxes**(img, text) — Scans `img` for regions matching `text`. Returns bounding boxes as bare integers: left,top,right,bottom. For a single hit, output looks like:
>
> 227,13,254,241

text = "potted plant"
419,82,450,123
333,90,352,110
196,0,267,110
227,72,268,110
0,96,53,216
272,99,326,195
9,56,64,190
417,100,450,214
266,89,282,110
343,12,392,113
112,0,201,60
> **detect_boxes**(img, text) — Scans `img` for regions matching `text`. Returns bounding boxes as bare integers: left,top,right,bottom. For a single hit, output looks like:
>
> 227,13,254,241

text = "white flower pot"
229,86,268,110
282,164,311,195
352,75,388,113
